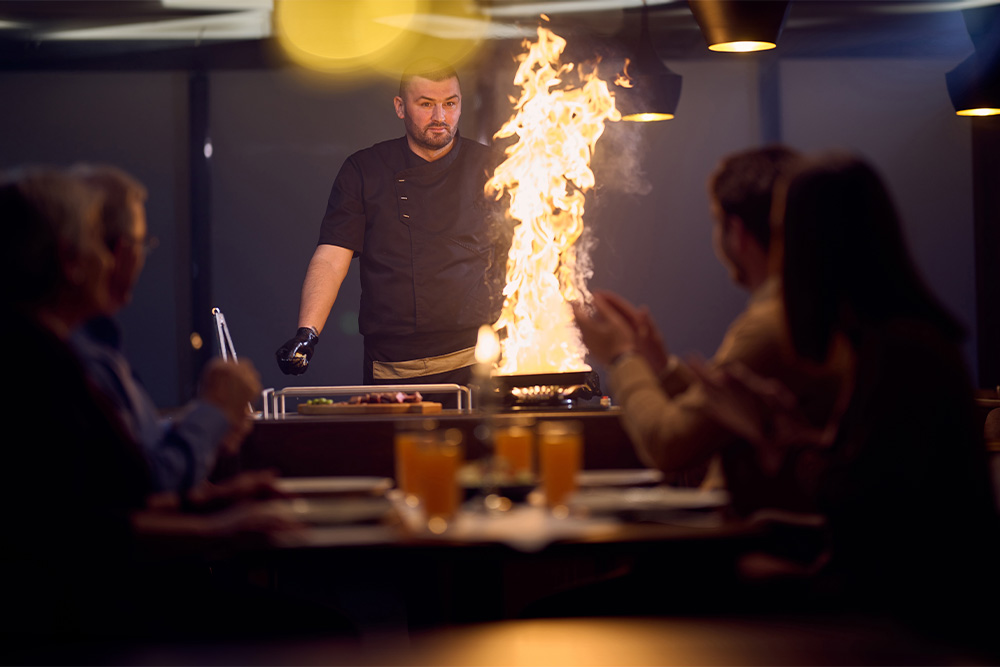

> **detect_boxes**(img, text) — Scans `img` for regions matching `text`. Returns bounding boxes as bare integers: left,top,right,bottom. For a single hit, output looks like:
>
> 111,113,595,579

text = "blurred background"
1,0,996,406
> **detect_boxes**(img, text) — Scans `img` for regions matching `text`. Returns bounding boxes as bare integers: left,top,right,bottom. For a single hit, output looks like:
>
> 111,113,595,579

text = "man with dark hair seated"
574,146,850,491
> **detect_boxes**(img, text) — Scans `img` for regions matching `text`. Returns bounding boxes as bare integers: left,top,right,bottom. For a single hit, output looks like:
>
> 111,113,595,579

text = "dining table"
117,614,991,666
162,471,1000,667
206,470,767,635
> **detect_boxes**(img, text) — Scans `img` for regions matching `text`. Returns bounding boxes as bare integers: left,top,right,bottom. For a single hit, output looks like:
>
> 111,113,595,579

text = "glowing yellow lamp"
708,40,777,53
955,108,1000,117
621,112,675,122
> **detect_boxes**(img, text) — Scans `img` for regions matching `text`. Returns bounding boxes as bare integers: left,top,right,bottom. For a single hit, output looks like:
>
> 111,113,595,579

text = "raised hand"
199,358,261,425
571,292,636,366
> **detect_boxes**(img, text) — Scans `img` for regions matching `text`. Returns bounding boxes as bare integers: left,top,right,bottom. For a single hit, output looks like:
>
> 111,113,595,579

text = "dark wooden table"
209,490,763,634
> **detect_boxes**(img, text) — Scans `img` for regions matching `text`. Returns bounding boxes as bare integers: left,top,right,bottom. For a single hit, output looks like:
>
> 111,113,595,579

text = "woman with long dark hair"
695,153,998,634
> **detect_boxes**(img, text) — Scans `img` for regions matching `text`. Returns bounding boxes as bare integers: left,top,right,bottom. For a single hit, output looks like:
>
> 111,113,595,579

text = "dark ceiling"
0,0,993,71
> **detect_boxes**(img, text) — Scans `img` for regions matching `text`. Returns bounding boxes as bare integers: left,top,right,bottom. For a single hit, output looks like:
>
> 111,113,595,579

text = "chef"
276,59,503,386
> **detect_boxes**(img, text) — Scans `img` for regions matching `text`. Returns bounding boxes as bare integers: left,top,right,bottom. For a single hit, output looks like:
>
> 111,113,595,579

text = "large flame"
487,26,620,376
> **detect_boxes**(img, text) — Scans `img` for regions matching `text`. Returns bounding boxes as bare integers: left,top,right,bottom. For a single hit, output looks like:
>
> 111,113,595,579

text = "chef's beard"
406,119,456,152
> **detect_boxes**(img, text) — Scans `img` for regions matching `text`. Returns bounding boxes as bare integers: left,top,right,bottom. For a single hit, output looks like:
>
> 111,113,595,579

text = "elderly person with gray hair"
69,164,261,492
0,167,313,654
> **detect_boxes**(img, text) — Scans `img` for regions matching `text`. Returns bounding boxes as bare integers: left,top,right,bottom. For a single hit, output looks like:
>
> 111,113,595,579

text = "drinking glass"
493,420,535,479
417,427,464,533
394,419,438,507
538,420,583,512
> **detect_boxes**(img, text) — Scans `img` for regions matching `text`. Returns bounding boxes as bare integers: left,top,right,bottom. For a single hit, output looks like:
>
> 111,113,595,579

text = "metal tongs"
212,307,254,414
212,307,238,361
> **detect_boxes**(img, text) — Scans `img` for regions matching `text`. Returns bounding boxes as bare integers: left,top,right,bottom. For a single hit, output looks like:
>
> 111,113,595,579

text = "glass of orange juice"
493,420,535,479
538,420,583,512
394,419,437,506
417,428,464,534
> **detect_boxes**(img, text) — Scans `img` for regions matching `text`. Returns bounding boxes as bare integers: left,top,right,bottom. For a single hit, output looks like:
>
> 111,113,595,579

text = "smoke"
572,225,597,303
592,120,654,197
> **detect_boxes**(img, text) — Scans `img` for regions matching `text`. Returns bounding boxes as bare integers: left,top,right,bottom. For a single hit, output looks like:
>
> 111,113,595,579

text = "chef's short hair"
399,59,460,98
71,164,147,249
709,145,800,252
0,166,100,308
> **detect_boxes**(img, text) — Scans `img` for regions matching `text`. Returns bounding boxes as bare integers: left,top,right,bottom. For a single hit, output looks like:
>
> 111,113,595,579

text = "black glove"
275,327,319,375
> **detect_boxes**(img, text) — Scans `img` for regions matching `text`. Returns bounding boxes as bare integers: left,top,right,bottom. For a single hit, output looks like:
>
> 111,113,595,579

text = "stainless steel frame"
261,384,473,418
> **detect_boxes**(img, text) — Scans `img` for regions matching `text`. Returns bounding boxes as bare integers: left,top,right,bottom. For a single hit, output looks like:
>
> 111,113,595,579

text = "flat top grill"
491,370,606,410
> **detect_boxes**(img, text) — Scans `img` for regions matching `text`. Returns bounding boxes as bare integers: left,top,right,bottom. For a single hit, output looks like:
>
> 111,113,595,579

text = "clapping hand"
687,358,828,475
571,291,635,366
596,291,671,375
572,290,671,372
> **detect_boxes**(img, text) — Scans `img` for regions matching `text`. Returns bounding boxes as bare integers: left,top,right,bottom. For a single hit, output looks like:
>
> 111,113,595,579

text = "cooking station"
493,369,606,411
239,377,640,479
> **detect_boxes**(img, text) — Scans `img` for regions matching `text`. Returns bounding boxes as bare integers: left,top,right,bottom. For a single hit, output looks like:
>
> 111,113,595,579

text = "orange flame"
615,58,634,88
486,26,620,376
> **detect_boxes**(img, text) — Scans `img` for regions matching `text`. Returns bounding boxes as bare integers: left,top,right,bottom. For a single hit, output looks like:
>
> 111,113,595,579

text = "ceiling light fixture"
688,0,790,53
615,5,682,122
947,53,1000,116
946,5,1000,117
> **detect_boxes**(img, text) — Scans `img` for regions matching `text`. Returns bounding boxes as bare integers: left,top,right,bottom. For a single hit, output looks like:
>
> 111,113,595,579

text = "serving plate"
284,497,393,525
275,476,393,497
577,469,664,488
574,486,729,514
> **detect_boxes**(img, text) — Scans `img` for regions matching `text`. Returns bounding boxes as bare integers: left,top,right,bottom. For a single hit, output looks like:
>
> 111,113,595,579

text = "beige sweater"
608,278,849,483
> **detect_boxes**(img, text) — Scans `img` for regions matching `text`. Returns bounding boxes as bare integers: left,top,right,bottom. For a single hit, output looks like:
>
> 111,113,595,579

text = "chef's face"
394,75,461,155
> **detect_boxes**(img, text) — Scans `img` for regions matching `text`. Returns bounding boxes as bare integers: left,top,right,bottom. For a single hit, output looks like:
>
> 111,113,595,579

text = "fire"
486,26,620,376
615,58,634,88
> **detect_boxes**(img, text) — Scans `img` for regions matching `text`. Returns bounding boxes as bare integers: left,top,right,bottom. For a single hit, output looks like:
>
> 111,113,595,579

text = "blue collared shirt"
71,316,230,492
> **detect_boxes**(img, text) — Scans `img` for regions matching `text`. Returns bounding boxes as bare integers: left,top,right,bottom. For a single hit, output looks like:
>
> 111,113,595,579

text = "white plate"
275,476,393,497
577,469,664,488
285,497,393,525
574,486,729,514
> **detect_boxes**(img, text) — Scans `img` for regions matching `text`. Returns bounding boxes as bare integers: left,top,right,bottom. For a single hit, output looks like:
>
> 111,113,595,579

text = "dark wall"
208,71,394,392
0,71,190,402
0,40,983,406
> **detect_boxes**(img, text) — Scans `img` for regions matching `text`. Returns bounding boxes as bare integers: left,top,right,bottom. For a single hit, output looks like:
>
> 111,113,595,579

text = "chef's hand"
571,292,635,366
275,327,319,375
595,291,671,375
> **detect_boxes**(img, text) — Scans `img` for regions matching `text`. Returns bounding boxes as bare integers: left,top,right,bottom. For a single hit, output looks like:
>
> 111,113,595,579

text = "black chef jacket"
318,134,504,377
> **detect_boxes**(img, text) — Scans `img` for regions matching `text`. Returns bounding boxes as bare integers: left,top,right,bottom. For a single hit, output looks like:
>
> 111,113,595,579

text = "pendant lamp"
688,0,790,53
947,6,1000,117
947,54,1000,117
616,6,682,122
